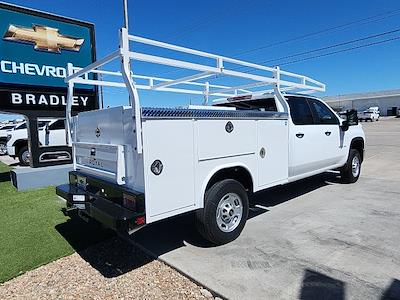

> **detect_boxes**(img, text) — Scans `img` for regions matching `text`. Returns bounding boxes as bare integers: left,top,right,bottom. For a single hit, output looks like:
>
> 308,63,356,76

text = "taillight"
135,216,146,225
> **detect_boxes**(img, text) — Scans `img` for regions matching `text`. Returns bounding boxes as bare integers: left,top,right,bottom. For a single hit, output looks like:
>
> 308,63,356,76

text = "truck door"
287,97,321,177
46,120,67,146
307,98,343,167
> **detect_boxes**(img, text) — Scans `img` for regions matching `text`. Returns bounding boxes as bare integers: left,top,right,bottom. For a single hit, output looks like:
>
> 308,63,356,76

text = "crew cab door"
287,97,319,177
287,97,343,178
307,98,343,167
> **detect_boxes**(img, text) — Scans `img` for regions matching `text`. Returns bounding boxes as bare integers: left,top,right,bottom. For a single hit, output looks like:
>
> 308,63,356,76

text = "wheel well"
13,139,28,155
350,138,364,161
206,166,253,194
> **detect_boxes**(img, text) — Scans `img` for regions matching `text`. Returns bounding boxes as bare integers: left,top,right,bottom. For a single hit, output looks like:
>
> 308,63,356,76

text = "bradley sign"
0,2,98,114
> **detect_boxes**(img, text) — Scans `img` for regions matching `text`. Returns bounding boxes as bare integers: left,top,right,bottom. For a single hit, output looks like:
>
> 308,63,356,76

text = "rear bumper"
56,171,146,234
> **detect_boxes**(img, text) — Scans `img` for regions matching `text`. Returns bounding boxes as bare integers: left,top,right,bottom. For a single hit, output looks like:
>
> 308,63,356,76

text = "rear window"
286,97,314,125
215,98,277,112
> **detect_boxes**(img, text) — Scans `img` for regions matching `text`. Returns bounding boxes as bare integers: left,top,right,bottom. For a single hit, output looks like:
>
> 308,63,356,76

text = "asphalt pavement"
132,117,400,300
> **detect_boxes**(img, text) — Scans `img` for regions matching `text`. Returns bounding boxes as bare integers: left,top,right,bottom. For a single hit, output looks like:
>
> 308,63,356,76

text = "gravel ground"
0,237,216,300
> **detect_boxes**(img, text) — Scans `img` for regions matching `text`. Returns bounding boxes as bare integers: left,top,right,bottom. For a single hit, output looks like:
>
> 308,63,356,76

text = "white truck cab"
56,28,365,245
7,119,67,165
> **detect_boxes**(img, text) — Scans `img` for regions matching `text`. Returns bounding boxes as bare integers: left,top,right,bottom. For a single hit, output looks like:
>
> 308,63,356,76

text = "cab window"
286,97,314,125
215,98,277,111
49,120,66,130
308,99,339,125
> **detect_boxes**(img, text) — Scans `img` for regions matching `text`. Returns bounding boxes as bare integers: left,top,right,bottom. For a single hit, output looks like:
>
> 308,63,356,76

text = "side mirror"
340,109,358,131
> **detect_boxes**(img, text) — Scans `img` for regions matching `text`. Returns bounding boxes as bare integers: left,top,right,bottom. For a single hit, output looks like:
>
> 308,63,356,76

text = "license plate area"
77,175,87,190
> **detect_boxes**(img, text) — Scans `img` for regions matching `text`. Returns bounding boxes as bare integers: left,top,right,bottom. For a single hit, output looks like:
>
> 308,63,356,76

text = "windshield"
15,121,49,130
215,98,277,111
0,125,15,130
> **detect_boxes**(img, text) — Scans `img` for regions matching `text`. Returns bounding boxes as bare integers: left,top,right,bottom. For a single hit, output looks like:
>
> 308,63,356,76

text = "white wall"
326,96,400,116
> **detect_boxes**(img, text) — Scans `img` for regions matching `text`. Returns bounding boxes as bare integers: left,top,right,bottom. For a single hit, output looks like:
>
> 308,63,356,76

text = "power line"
210,30,400,82
171,0,258,41
259,28,400,65
234,8,400,57
279,35,400,66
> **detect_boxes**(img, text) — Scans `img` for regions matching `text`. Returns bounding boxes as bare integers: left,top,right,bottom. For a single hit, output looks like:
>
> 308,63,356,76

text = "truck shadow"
55,212,155,278
130,171,342,256
56,171,342,278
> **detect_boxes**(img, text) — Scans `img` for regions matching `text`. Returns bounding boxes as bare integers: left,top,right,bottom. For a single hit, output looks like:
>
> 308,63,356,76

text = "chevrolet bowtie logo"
3,24,84,53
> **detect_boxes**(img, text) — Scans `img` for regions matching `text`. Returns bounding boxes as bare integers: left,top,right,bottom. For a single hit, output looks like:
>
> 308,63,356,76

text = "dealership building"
323,89,400,116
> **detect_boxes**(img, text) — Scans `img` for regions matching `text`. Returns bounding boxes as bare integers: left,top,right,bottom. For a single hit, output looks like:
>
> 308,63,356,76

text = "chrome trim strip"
198,151,255,162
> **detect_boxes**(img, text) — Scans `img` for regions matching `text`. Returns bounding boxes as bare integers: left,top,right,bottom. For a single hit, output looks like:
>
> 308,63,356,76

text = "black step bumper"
56,172,145,233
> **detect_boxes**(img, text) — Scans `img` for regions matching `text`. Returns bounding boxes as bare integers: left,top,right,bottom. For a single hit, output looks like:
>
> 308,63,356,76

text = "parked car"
358,107,380,122
6,119,67,166
0,124,17,155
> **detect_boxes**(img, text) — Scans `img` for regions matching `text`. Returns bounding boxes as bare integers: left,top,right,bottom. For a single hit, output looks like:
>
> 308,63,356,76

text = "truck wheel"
195,179,249,245
18,146,30,166
0,142,7,156
341,149,361,183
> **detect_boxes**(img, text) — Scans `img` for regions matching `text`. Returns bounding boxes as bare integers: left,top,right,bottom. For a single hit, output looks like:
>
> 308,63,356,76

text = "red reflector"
227,95,252,102
135,216,145,225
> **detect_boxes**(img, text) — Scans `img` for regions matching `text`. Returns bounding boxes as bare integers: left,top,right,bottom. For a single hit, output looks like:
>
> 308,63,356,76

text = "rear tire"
341,149,361,183
0,141,7,156
195,179,249,245
18,146,30,166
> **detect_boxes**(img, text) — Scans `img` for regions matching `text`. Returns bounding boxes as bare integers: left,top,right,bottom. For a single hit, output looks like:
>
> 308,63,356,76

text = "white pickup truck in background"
358,106,380,122
7,119,67,166
56,28,365,245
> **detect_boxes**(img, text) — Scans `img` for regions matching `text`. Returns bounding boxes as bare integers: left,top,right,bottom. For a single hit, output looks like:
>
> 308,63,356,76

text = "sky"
1,0,400,121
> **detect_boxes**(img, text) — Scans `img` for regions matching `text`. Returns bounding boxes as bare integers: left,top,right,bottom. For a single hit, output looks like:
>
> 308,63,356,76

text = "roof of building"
323,89,400,102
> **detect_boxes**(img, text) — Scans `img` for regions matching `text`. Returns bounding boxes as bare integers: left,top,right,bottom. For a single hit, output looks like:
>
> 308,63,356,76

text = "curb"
119,233,228,300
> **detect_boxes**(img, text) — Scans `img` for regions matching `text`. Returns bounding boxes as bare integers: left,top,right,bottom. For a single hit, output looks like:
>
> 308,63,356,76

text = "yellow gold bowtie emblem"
3,24,84,53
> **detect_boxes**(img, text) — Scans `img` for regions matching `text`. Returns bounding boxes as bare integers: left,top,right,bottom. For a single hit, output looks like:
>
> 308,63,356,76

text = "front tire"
0,142,7,156
18,146,30,166
341,149,361,183
195,179,249,245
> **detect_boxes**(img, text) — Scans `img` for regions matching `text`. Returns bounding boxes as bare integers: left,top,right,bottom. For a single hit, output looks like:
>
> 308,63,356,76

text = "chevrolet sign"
0,2,98,114
4,24,84,53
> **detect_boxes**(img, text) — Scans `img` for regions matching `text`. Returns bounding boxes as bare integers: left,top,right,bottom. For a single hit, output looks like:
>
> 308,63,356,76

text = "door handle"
325,131,331,136
296,133,304,138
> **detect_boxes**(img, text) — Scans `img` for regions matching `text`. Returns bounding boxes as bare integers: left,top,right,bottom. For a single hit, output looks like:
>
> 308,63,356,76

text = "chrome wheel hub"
351,156,360,177
22,150,30,164
216,192,243,233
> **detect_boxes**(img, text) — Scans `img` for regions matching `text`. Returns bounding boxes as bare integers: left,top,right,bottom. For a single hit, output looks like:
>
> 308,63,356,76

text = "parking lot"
132,117,400,299
1,117,399,300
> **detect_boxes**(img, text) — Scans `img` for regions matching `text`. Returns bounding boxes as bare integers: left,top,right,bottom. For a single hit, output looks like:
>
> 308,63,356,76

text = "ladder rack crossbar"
65,27,326,154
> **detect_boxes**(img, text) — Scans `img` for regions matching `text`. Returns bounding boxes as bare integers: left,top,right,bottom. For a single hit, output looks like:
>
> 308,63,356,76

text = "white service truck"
7,119,67,165
56,28,365,245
